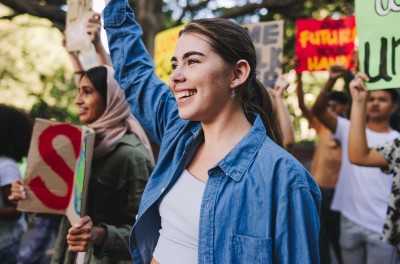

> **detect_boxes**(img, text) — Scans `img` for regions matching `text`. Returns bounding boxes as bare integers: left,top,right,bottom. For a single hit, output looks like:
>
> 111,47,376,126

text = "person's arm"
62,34,84,86
273,77,295,153
103,0,181,145
348,72,388,167
311,65,345,132
87,12,111,66
295,72,313,121
64,12,111,87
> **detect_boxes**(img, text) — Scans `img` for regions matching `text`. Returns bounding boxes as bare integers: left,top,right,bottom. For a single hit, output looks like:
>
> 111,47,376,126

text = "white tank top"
153,169,206,264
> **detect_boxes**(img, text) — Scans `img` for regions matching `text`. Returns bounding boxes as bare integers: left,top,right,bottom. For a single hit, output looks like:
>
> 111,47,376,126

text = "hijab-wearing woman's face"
169,32,235,123
75,75,106,124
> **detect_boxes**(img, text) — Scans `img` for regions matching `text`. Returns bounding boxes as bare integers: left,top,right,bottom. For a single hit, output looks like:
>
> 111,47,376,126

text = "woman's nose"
74,93,82,105
170,67,186,83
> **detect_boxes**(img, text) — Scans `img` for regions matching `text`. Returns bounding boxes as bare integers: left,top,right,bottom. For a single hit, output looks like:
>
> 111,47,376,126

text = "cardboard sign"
295,16,356,73
356,0,400,90
18,119,95,225
243,20,284,88
65,0,93,52
154,24,185,84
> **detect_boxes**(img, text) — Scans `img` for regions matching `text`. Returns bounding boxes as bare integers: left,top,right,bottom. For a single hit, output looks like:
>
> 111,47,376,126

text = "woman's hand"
86,12,102,48
67,216,107,252
8,180,26,203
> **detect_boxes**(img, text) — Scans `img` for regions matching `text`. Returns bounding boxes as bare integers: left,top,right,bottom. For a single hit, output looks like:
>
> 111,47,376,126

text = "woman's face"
75,75,106,124
169,32,235,123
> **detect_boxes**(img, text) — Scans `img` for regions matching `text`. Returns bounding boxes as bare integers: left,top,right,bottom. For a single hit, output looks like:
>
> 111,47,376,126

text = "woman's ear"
230,59,251,89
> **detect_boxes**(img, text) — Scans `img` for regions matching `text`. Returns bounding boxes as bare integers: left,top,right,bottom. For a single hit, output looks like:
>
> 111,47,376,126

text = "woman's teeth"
177,90,197,99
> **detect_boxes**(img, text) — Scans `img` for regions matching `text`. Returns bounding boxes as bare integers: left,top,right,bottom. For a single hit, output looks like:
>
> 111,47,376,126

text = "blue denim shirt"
103,1,321,263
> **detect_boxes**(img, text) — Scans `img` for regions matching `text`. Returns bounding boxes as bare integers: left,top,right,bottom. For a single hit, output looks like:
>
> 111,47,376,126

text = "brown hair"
180,18,283,146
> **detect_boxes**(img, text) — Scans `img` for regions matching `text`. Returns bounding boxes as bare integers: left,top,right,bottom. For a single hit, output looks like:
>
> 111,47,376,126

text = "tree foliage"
0,0,358,138
0,4,78,123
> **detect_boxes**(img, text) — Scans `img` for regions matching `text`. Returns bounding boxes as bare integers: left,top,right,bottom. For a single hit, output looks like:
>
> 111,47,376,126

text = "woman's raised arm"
103,0,182,145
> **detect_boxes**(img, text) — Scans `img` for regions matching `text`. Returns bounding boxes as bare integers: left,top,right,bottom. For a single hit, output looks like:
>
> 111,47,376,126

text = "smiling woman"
103,0,321,263
75,68,107,124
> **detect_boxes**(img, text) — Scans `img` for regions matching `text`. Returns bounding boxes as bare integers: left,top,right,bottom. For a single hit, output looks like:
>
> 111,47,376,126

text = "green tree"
0,4,78,122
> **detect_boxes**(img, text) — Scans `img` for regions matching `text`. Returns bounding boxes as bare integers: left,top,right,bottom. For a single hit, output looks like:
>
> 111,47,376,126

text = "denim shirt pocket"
231,234,272,264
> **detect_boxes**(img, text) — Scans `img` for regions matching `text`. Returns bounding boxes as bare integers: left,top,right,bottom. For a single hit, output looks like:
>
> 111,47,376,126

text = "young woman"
103,0,321,263
10,65,154,264
0,104,32,263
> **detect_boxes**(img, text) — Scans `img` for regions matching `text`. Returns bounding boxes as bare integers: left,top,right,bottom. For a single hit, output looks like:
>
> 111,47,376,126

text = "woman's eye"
188,59,198,65
171,64,177,71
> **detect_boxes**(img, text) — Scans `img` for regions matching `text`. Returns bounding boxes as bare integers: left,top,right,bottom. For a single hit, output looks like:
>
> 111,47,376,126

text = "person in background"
0,104,32,264
102,0,321,263
348,72,400,248
312,67,399,264
272,75,295,153
10,65,154,264
14,12,110,264
297,67,349,264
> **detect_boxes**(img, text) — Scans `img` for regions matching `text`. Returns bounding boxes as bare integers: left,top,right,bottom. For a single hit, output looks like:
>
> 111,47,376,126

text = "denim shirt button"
161,187,165,193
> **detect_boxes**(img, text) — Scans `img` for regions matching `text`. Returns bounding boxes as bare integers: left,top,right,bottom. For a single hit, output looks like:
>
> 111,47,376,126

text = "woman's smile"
175,89,198,104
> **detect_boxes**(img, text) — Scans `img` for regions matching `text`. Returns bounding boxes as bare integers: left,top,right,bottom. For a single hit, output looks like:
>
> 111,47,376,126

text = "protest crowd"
1,0,400,263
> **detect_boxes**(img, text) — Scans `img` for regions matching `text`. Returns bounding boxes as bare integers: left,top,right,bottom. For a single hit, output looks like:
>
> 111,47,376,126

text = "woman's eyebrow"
171,51,206,62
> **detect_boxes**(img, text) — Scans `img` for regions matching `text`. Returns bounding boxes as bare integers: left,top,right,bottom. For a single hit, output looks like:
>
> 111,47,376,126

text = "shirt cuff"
93,223,125,258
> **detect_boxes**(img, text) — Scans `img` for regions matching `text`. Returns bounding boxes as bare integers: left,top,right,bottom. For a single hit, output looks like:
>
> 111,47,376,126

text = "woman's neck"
201,108,252,153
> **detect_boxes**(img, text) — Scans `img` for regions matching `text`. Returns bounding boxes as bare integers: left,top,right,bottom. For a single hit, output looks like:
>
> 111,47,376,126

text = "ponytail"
239,78,283,147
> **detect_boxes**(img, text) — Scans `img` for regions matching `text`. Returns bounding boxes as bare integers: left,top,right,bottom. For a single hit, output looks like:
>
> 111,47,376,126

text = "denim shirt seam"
277,182,321,205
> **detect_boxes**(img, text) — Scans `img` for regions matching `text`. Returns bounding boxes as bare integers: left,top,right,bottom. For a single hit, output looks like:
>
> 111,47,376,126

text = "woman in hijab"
10,65,154,264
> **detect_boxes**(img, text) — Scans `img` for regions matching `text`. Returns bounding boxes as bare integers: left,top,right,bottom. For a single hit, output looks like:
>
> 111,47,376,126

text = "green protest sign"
356,0,400,90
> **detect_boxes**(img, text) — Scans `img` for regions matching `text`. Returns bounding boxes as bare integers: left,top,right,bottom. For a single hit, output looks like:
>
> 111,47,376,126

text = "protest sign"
356,0,400,90
65,0,93,52
154,24,185,84
18,119,95,225
295,16,356,73
243,20,284,89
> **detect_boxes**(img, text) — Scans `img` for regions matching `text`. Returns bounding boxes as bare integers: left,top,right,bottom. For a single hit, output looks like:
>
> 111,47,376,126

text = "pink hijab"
88,65,154,162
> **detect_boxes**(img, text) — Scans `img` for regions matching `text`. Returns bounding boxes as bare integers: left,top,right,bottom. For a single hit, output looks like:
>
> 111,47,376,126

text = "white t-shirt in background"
331,117,400,233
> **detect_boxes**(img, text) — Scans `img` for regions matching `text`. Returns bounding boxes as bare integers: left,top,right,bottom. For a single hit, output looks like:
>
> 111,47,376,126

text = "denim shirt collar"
189,115,267,182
